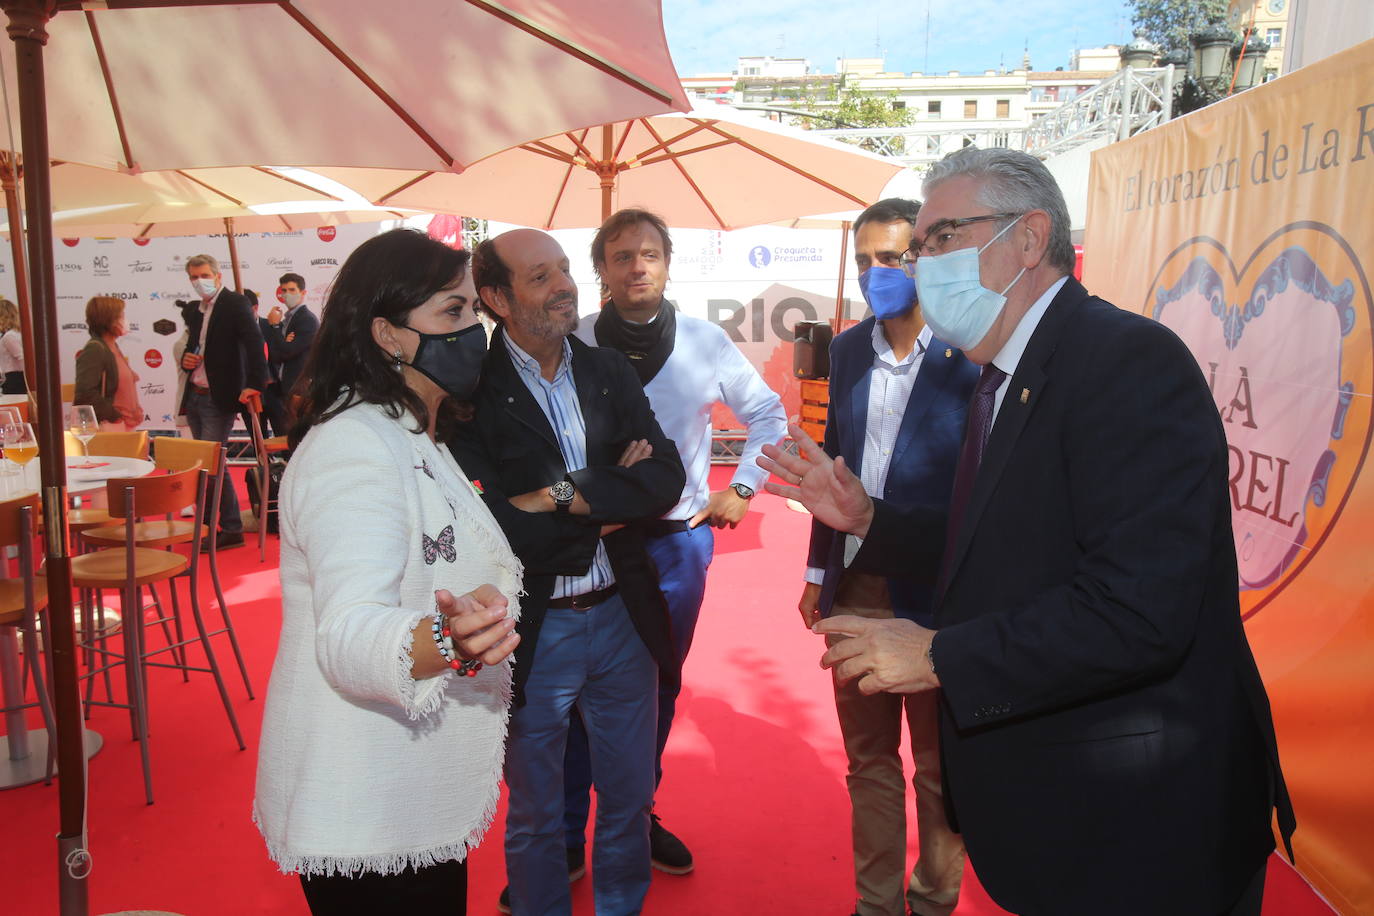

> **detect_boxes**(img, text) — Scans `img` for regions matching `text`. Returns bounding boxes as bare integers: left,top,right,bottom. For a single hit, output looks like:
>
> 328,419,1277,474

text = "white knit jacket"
253,400,522,877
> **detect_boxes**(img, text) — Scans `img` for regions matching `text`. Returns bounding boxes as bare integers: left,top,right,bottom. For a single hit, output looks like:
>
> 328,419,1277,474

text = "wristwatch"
729,482,755,500
549,477,576,513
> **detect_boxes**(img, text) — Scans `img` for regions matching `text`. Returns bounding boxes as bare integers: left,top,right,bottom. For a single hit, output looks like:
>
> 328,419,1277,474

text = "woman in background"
254,229,519,915
0,299,25,394
73,295,143,430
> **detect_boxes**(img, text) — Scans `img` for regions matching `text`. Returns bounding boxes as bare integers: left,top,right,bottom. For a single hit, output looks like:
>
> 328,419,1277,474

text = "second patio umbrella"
310,107,905,230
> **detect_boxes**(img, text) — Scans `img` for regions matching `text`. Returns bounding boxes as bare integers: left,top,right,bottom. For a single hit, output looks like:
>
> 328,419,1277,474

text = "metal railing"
800,66,1176,167
1023,65,1176,158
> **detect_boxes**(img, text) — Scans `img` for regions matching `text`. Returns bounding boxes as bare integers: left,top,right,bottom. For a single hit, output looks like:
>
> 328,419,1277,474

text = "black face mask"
400,323,486,399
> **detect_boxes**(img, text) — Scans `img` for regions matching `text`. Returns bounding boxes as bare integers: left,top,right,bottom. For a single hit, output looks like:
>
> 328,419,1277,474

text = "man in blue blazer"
800,199,977,916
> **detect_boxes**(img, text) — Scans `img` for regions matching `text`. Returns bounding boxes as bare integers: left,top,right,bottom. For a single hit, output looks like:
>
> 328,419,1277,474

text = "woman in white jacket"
254,229,521,915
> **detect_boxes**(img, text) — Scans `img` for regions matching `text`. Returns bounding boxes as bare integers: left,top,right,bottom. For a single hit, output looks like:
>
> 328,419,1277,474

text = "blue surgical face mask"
914,215,1026,350
858,265,918,320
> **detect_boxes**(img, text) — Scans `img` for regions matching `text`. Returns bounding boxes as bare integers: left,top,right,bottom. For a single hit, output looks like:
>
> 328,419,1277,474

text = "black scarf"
593,298,676,385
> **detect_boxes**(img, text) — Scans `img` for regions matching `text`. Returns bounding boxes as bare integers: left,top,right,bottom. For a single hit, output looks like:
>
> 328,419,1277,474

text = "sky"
662,0,1137,76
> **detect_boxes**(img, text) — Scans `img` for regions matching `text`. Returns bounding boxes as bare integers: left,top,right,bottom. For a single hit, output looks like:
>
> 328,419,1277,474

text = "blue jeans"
183,389,243,535
505,593,658,916
563,525,714,844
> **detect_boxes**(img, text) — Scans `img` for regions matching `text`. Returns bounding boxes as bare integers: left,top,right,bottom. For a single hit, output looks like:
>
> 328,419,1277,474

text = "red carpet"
4,468,1333,914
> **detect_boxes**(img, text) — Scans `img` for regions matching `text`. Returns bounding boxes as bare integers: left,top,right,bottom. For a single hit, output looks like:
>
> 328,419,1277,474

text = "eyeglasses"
898,212,1023,276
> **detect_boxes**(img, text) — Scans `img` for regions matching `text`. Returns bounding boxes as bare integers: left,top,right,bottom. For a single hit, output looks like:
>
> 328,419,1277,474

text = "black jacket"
446,328,685,706
262,305,319,396
180,289,269,413
853,279,1295,915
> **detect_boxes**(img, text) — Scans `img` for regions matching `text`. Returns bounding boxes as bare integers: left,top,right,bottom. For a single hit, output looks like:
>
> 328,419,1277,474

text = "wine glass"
5,422,38,486
70,405,99,457
0,412,24,477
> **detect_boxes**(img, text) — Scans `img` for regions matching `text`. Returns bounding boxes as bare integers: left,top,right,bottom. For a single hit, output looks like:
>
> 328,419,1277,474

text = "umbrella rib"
545,155,579,229
692,120,869,207
626,122,713,163
376,172,434,205
83,12,135,170
462,0,678,106
253,167,343,201
520,142,578,167
636,138,736,166
279,2,456,168
558,129,598,165
640,120,727,229
175,170,244,207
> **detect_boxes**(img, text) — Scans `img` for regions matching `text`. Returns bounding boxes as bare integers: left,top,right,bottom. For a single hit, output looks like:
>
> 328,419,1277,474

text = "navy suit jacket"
806,317,976,627
852,279,1295,914
263,305,319,397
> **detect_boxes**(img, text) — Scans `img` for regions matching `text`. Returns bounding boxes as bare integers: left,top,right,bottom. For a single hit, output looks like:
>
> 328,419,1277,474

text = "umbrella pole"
599,123,614,222
832,220,850,332
224,217,243,292
0,152,36,392
2,3,88,915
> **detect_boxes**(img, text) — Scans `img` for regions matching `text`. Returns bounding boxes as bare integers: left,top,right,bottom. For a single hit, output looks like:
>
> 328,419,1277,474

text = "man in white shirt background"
567,208,788,876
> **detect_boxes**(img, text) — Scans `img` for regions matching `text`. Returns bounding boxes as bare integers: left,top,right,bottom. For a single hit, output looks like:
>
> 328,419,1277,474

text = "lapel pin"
1020,388,1030,404
944,347,953,358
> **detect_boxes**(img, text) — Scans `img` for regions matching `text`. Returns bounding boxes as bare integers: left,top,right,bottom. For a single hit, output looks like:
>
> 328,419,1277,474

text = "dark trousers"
1221,862,1267,916
299,859,467,915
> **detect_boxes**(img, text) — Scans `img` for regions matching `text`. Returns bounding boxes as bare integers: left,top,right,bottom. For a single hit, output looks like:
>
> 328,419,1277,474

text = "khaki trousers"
828,572,966,916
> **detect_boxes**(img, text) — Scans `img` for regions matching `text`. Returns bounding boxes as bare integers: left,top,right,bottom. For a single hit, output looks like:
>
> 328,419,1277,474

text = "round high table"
0,454,156,789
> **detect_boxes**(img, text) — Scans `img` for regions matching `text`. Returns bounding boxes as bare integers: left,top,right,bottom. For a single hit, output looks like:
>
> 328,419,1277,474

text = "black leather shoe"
650,814,693,875
497,847,586,913
201,530,244,553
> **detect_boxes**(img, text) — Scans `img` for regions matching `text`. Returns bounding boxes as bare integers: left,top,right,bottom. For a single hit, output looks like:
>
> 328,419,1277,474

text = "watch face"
550,480,575,502
732,483,755,499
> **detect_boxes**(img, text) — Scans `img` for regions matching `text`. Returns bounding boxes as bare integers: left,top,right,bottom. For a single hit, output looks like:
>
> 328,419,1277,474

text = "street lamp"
1231,33,1272,91
1119,28,1160,69
1190,18,1235,88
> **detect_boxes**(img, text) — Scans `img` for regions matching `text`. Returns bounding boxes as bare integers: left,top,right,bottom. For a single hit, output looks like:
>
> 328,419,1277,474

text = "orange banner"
1084,38,1374,914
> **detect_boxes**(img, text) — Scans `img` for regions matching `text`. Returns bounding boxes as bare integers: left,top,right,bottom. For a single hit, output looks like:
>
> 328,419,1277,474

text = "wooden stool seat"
67,547,189,589
0,578,48,620
81,519,208,550
264,435,290,453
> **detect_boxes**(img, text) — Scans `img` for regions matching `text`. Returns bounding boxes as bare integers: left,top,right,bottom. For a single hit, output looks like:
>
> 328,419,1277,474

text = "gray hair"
185,253,220,274
923,148,1075,275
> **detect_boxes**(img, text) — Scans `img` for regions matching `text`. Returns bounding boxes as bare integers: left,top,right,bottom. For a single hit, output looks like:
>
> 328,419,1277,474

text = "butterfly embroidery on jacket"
422,525,456,565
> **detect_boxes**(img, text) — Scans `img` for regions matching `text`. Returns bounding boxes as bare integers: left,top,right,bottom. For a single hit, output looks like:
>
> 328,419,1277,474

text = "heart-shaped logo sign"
1146,222,1373,619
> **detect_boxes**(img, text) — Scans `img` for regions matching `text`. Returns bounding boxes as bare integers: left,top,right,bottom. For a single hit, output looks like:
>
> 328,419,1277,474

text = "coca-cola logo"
317,226,337,242
276,286,286,304
144,350,162,369
133,237,151,247
61,238,80,247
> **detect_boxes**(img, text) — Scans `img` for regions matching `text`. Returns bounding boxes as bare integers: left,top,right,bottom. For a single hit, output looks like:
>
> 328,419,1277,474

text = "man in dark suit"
180,253,268,550
262,271,319,400
801,198,976,916
448,228,684,916
762,148,1294,916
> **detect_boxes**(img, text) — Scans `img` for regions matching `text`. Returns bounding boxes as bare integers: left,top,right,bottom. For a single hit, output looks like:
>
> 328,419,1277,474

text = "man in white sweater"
567,208,788,874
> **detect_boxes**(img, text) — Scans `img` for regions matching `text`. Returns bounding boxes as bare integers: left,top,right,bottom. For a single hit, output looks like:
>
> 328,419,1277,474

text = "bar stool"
69,463,245,804
243,393,289,562
0,494,57,789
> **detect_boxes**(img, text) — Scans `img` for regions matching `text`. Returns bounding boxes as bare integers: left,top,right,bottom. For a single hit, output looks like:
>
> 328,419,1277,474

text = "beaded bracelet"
430,613,483,677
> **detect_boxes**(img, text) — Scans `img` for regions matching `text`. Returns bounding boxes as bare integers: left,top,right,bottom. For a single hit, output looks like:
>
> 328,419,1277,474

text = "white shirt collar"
870,320,931,369
989,276,1068,377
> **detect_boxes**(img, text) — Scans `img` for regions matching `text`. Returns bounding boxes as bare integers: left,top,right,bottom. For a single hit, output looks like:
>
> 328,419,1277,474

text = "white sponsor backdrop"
0,219,868,429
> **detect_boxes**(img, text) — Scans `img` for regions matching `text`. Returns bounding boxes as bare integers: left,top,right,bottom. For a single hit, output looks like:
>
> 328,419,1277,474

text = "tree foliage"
1128,0,1231,51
